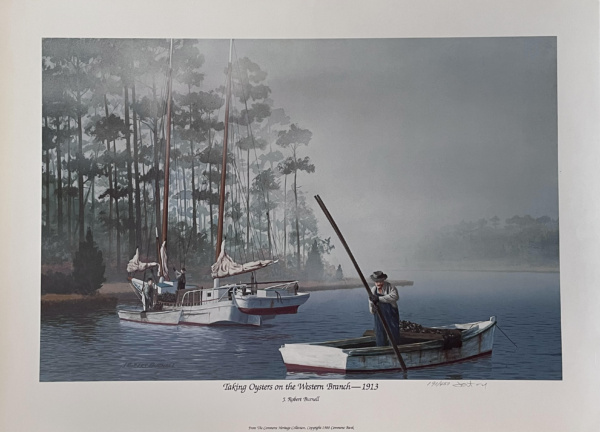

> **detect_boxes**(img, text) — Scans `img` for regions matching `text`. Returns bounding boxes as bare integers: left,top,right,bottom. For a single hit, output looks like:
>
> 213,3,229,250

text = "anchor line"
495,323,518,351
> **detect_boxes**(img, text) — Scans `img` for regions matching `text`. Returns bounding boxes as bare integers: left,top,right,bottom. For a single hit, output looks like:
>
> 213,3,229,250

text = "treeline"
413,215,559,268
42,38,329,277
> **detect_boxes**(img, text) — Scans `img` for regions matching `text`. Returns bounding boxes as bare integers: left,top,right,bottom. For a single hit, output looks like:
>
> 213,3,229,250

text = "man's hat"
370,271,388,282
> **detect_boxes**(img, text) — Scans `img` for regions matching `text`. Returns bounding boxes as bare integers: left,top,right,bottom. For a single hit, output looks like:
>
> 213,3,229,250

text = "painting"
39,37,560,382
2,1,598,431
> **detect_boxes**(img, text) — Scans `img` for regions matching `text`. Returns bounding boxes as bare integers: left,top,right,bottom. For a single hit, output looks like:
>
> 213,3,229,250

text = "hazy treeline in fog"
412,215,559,270
41,39,332,279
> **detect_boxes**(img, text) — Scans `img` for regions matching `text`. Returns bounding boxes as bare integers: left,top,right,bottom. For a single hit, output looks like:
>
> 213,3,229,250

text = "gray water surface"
40,271,561,381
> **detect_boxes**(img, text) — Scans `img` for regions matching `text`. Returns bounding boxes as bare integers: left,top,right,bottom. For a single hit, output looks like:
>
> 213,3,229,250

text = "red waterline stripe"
238,305,299,315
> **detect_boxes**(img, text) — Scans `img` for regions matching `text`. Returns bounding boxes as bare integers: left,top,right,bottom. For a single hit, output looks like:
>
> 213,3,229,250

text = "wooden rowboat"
279,316,496,373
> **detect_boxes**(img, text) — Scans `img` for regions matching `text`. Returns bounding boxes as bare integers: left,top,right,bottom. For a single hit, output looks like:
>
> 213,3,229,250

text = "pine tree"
305,239,324,281
72,227,106,295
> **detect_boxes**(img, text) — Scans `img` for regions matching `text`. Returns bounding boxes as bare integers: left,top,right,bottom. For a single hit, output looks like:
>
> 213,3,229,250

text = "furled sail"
211,241,275,278
157,241,170,280
127,248,159,273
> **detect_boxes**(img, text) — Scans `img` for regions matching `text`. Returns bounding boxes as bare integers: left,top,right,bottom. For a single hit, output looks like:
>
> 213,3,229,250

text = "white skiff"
279,317,496,372
232,282,310,316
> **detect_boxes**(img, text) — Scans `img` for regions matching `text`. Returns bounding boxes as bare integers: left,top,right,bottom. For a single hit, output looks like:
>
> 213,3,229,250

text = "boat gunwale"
283,350,494,373
285,318,496,357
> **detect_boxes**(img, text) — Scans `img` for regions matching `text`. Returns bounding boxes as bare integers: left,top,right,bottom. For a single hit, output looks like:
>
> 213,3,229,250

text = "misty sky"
194,38,557,272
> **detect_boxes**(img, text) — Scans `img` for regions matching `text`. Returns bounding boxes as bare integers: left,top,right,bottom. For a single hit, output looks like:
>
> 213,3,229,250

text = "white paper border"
1,1,599,431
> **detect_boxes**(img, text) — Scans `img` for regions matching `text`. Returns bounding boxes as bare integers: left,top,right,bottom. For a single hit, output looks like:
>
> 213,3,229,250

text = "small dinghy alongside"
117,308,182,326
279,317,496,373
232,283,310,315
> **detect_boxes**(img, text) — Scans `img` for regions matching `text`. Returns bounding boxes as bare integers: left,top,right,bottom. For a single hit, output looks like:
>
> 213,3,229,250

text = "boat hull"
118,309,182,325
176,302,262,326
234,292,310,316
279,317,496,372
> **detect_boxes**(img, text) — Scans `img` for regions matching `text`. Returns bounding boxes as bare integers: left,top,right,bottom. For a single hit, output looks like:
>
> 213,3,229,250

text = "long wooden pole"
216,39,233,261
314,195,407,373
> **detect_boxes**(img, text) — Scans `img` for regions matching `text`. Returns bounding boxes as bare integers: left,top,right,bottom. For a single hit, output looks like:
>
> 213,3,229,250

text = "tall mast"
216,39,233,260
162,39,174,247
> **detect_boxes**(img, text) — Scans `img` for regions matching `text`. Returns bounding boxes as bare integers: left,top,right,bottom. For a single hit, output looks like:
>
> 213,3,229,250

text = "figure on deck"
368,271,400,347
142,277,155,311
174,267,186,290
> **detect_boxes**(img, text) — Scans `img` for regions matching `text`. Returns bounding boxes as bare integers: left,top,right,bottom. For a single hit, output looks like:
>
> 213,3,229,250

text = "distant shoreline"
43,266,558,300
41,293,118,314
402,267,559,274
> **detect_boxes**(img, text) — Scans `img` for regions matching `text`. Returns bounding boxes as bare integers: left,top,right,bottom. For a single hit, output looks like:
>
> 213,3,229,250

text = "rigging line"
495,323,518,351
230,59,273,218
229,155,247,264
226,168,244,264
229,56,280,261
225,52,269,263
230,156,259,260
229,92,268,259
230,156,268,262
231,46,273,213
174,155,186,264
231,158,253,265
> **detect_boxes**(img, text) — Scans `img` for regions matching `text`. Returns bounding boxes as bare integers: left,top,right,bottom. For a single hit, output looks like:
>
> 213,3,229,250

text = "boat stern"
279,343,349,373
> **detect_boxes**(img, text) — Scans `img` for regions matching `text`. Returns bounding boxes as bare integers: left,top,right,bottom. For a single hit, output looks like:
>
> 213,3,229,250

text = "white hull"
162,283,263,326
279,317,496,372
233,285,310,316
118,308,182,325
176,302,262,326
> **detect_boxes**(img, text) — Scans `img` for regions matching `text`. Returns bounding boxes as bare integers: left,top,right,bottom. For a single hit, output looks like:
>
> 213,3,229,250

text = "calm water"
40,271,561,381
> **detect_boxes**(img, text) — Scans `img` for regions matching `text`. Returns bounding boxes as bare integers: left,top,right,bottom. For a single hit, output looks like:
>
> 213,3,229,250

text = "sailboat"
159,40,309,326
121,39,309,326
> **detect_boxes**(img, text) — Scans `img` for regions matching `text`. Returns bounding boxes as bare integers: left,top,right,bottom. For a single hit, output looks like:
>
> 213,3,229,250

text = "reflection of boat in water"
279,317,496,373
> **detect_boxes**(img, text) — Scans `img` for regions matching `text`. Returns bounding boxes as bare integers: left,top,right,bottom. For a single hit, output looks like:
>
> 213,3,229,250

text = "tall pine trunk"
189,97,197,242
294,168,300,274
67,119,72,246
283,175,287,267
132,84,142,249
190,142,197,237
124,85,135,255
113,139,121,270
104,96,113,263
77,93,84,242
246,147,250,248
44,116,51,236
55,116,63,236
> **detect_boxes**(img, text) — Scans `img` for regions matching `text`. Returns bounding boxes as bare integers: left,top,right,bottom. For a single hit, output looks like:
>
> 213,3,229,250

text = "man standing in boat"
174,266,186,290
368,271,400,346
142,277,155,311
